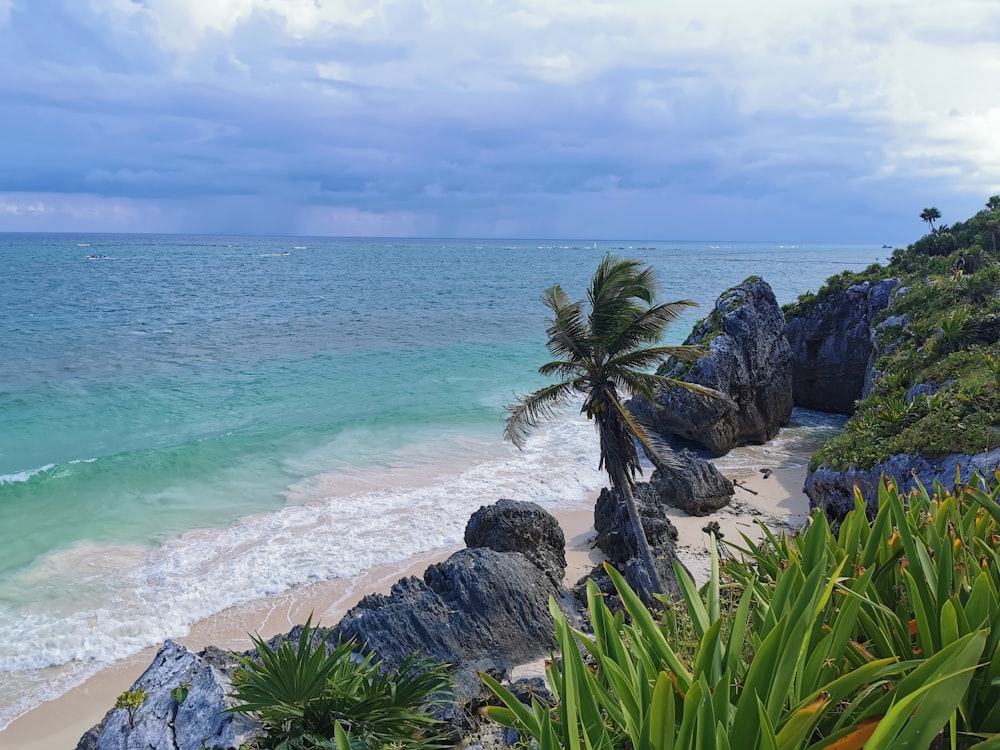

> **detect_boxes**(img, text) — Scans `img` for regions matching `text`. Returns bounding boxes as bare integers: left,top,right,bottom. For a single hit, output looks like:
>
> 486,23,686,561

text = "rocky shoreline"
56,235,1000,747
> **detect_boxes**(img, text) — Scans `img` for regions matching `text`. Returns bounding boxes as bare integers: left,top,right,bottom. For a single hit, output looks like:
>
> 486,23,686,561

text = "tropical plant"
483,537,985,749
115,687,148,729
228,617,453,750
939,310,971,353
504,255,717,597
922,207,943,233
728,474,1000,747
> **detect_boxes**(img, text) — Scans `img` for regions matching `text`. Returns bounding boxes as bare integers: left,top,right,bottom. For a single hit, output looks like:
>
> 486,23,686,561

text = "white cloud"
0,193,164,230
0,197,51,216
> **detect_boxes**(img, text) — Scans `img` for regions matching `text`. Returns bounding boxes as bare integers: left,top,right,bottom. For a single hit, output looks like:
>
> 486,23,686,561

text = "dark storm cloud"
0,0,995,238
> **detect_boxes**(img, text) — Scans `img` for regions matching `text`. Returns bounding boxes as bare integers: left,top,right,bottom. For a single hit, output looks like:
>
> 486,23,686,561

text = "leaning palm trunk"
610,464,662,599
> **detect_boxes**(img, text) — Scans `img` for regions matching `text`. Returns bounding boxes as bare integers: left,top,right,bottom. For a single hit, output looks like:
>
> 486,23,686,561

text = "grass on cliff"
786,199,1000,470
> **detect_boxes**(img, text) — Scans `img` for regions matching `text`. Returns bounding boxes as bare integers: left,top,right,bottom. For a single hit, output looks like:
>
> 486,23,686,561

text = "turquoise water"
0,235,884,727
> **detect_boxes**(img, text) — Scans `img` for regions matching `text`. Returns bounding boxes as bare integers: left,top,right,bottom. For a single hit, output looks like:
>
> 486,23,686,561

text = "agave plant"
228,616,453,750
728,472,1000,747
483,536,983,750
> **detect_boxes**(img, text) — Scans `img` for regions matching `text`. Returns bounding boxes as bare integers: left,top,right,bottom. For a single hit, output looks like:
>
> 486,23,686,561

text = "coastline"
1,459,809,750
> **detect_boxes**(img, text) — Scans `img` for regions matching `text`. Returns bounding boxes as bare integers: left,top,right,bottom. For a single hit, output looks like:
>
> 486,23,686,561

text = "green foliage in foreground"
227,617,453,750
728,474,1000,747
484,476,1000,749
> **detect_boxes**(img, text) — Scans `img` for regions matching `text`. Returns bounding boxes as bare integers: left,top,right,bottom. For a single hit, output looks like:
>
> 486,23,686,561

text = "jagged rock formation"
650,451,734,516
785,278,899,414
76,642,256,750
334,547,563,716
78,500,570,748
633,277,793,455
806,448,1000,522
464,498,566,586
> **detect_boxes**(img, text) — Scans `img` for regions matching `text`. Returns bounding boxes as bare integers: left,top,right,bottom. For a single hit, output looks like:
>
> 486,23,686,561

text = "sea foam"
0,409,603,730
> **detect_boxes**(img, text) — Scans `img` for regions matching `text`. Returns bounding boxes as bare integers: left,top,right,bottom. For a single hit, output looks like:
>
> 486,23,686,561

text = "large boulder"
465,498,566,586
806,447,1000,522
333,501,571,721
334,546,561,715
634,277,793,455
785,278,899,414
650,451,734,516
78,641,258,750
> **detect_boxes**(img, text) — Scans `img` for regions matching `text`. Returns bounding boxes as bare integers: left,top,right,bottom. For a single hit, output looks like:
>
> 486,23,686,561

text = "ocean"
0,234,882,728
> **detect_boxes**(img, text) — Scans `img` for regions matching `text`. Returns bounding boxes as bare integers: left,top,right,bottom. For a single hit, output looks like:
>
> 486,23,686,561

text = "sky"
0,0,998,240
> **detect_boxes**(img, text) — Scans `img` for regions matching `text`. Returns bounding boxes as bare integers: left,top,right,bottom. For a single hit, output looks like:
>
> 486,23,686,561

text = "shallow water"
0,234,881,727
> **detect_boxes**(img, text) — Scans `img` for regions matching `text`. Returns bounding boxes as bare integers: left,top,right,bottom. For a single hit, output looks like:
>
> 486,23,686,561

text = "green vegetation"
484,475,1000,749
504,254,716,595
228,617,452,750
783,198,1000,470
115,687,148,729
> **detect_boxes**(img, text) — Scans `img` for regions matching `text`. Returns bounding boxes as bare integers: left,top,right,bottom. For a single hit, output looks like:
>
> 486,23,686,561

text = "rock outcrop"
78,500,570,747
334,547,562,715
593,482,684,600
634,277,793,454
650,451,734,516
76,641,257,750
785,278,899,414
806,447,1000,522
464,498,566,586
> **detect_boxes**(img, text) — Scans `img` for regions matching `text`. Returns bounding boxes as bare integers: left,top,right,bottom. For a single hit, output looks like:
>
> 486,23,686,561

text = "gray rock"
806,448,1000,522
87,640,257,750
905,382,949,404
650,451,734,516
636,277,793,454
594,482,683,600
785,278,900,414
334,545,563,721
465,498,566,586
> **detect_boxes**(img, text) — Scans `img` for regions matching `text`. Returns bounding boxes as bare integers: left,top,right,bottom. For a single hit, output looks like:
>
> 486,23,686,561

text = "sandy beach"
0,460,809,750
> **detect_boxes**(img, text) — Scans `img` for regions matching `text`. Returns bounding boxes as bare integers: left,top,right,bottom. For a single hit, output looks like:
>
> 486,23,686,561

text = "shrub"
483,535,984,749
727,475,1000,746
228,617,453,750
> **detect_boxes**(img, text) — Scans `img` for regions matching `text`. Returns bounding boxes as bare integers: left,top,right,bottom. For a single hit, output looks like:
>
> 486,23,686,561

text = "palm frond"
588,256,658,343
605,300,698,356
611,370,734,418
606,345,706,373
504,380,578,449
538,359,587,380
542,286,591,362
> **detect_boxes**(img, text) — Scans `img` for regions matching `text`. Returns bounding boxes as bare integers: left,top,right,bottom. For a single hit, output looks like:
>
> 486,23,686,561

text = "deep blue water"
0,234,885,727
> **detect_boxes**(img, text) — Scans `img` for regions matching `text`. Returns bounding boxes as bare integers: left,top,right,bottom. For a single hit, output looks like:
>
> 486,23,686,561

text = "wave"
0,410,604,729
0,465,56,485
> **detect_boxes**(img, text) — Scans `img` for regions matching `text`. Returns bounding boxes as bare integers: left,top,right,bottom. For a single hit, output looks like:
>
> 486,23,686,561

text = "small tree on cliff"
920,206,942,233
504,255,714,596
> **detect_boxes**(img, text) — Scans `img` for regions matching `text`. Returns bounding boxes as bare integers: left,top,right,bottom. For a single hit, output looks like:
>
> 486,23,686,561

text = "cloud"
1,0,998,237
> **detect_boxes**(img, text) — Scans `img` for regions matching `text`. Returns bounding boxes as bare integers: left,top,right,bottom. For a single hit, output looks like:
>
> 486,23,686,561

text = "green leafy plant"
228,616,453,750
483,533,983,750
728,474,1000,747
115,687,148,729
171,680,191,706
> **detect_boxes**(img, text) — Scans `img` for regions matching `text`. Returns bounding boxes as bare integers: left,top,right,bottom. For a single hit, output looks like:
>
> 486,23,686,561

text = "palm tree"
920,207,941,233
504,255,715,596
